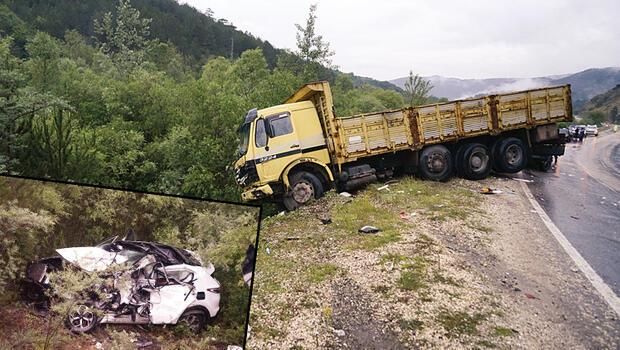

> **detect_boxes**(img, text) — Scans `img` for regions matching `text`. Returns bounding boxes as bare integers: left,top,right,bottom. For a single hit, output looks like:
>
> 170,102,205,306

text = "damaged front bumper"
241,183,274,201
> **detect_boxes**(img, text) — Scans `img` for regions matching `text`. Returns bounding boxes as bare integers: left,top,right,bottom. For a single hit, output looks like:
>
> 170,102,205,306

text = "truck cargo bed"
333,85,572,164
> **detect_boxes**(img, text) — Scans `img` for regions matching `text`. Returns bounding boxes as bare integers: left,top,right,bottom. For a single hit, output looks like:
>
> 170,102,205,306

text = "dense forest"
0,175,260,348
0,0,429,202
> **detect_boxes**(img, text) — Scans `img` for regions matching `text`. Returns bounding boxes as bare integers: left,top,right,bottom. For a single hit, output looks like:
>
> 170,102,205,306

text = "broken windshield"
237,123,250,156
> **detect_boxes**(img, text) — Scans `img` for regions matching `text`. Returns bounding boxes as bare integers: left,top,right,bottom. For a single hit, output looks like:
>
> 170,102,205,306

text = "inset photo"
0,175,260,350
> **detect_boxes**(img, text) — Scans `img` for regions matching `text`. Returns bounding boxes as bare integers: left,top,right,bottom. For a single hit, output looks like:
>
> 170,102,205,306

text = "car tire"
456,143,492,180
492,137,527,173
282,171,324,211
66,304,98,333
179,309,208,334
419,145,453,182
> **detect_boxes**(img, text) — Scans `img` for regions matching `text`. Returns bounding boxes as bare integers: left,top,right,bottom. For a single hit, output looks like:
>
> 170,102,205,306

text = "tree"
404,70,433,107
25,32,61,92
93,0,152,71
294,4,335,80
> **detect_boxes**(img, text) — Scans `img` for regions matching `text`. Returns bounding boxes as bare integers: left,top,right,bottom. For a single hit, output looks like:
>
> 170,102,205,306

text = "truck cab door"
253,112,301,184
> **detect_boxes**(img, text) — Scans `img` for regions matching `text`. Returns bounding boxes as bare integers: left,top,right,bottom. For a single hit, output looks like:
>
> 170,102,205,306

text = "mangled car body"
21,237,221,333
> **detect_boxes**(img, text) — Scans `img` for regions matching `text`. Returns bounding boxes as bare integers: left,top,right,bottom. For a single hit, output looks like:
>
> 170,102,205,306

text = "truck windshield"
237,123,250,156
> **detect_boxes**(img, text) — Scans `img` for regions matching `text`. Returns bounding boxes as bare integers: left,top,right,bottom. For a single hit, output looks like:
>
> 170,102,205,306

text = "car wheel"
66,304,98,333
492,137,527,173
456,143,492,180
419,145,453,182
282,171,324,211
179,309,207,334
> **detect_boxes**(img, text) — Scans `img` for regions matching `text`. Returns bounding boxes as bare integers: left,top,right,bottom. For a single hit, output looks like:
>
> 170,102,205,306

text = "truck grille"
236,161,258,187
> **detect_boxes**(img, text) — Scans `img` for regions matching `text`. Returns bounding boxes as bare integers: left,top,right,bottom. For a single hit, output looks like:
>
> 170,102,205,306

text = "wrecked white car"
21,237,221,334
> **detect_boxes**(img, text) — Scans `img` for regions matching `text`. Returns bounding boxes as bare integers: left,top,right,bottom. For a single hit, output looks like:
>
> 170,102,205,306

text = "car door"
253,111,302,184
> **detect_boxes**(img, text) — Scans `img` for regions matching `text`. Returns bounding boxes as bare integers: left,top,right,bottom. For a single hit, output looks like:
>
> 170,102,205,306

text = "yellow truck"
234,81,572,210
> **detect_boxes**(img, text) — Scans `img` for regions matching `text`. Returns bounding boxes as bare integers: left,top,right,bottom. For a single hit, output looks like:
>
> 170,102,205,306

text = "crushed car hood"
56,247,128,272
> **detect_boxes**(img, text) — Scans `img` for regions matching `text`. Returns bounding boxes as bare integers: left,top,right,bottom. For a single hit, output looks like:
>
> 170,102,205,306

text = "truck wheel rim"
505,145,522,165
470,149,489,172
427,153,446,173
292,180,314,203
69,305,95,330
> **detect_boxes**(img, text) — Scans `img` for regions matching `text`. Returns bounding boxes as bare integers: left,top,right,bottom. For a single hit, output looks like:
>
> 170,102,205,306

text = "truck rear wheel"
419,145,453,182
456,143,492,180
282,171,324,211
492,137,527,173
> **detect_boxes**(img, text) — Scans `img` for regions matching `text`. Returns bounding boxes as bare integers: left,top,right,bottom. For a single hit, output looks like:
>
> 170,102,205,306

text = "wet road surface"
525,131,620,296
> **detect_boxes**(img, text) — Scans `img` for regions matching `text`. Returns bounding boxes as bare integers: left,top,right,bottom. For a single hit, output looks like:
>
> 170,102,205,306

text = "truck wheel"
456,143,492,180
419,145,453,182
493,137,527,173
282,171,324,211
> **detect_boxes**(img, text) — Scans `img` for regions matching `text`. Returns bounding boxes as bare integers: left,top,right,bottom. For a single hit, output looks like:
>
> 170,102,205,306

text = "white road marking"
520,181,620,318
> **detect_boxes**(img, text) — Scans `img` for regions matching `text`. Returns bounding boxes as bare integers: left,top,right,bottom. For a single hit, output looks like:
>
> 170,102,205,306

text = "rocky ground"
247,176,620,349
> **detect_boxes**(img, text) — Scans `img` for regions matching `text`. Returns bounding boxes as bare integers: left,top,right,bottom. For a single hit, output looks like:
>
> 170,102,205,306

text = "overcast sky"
181,0,620,81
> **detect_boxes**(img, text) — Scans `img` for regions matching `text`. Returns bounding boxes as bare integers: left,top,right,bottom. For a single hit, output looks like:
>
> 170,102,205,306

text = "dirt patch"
248,176,620,349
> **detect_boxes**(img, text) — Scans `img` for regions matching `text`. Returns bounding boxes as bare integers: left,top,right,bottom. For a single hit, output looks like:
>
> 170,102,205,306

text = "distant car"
585,125,598,136
21,236,221,334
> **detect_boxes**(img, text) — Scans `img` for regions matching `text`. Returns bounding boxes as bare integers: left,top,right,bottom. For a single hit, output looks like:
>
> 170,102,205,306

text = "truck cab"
234,99,333,209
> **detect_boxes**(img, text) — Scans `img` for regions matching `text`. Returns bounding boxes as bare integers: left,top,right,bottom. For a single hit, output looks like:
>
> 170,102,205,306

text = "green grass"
332,195,403,250
398,318,424,332
436,310,488,337
304,263,341,283
369,177,480,222
493,326,515,337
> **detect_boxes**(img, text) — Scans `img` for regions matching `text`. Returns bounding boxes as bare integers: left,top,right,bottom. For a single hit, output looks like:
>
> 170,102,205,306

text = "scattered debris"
320,217,333,225
95,342,103,350
227,346,243,350
333,329,346,337
136,340,153,348
434,204,445,208
266,247,271,255
339,192,352,197
399,211,417,220
278,211,286,216
377,184,390,191
524,292,538,300
570,215,579,220
513,178,534,183
358,225,380,234
480,187,503,194
285,237,301,241
571,268,579,273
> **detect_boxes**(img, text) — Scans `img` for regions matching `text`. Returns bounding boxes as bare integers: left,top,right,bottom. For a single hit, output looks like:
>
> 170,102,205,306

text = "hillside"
580,84,620,121
390,68,620,110
1,0,279,66
0,0,400,91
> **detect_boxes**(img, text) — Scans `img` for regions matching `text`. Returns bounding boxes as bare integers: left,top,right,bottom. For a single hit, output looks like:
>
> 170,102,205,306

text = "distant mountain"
580,84,620,120
389,67,620,110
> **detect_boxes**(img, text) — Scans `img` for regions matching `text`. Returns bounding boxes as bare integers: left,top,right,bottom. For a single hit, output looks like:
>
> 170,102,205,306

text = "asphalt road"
525,130,620,296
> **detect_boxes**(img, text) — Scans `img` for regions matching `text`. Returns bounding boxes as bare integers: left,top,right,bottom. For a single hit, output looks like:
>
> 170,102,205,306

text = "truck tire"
492,137,527,173
419,145,453,182
456,143,492,180
282,171,324,211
